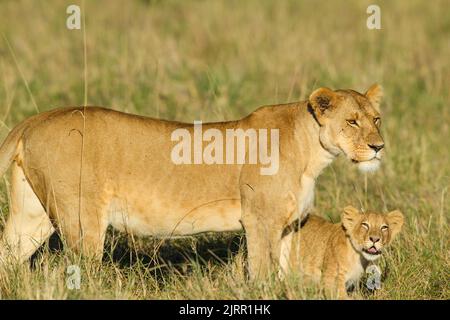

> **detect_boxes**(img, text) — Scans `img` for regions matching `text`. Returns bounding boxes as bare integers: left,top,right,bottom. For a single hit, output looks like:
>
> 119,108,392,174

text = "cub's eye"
374,117,381,126
361,222,369,230
346,119,359,127
381,225,389,231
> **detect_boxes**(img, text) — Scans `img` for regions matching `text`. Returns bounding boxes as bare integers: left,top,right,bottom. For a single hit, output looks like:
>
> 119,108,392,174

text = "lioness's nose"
368,143,384,153
370,236,380,243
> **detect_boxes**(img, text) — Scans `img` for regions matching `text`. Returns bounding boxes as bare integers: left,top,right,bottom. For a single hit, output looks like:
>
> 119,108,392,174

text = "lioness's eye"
361,222,369,230
381,225,389,231
347,119,358,127
374,117,381,126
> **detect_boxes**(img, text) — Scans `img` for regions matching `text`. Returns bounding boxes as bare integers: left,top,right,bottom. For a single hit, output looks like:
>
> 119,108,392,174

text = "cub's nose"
370,236,380,243
368,144,384,153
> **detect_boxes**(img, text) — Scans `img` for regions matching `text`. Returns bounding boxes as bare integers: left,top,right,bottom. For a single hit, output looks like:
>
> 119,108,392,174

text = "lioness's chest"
296,175,316,219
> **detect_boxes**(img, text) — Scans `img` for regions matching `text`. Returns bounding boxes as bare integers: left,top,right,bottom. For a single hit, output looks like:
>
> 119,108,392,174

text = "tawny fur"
0,85,384,279
289,206,404,299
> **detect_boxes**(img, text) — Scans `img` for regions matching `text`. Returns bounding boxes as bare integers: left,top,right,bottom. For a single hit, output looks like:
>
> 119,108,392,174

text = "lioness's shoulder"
250,101,303,117
243,101,305,129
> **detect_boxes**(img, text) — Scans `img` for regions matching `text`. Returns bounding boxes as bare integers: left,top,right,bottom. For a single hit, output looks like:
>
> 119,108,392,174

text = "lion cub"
289,206,404,299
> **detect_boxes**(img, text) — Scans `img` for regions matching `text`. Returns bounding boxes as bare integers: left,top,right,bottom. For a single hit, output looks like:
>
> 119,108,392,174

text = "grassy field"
0,0,448,299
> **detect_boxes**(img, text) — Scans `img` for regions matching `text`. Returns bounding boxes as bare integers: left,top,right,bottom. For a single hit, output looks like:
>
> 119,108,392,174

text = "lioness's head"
341,206,404,261
308,84,385,172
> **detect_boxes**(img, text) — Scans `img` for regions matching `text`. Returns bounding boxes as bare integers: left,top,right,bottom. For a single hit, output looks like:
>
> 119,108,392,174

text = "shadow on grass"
31,228,245,279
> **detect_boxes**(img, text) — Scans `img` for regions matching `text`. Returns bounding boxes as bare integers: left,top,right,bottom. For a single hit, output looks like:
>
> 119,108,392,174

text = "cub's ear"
386,209,404,242
341,205,361,231
308,87,338,122
365,83,383,112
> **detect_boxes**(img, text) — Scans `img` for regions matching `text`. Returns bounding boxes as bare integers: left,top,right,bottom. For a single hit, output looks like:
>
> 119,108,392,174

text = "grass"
0,0,448,299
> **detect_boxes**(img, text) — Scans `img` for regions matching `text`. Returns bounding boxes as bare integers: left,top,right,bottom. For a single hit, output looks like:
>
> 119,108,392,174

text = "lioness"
289,206,404,299
0,84,384,279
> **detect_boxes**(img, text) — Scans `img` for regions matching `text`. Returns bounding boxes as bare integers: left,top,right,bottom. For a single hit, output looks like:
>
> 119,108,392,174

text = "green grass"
0,0,448,299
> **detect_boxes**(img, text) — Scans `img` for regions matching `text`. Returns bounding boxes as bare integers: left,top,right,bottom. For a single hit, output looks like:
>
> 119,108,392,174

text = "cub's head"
341,206,404,261
308,84,385,172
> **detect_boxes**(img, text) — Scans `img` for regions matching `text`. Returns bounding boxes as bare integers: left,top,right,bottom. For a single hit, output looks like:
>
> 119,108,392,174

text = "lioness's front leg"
241,213,286,280
241,213,270,279
240,186,293,280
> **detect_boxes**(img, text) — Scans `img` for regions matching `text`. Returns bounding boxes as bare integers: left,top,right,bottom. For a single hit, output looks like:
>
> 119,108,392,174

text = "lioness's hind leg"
56,202,108,260
0,163,54,264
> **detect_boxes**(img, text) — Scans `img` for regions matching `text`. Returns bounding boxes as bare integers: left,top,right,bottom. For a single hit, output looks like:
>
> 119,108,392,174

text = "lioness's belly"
108,197,243,237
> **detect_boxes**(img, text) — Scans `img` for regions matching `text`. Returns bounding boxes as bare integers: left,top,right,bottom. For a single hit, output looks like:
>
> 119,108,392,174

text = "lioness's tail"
0,122,28,178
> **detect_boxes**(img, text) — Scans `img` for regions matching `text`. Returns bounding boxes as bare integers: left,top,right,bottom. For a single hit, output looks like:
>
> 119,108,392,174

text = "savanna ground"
0,0,448,299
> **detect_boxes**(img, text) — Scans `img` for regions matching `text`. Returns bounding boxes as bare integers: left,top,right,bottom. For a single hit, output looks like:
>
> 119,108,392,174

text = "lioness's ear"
341,205,361,231
309,87,338,122
365,83,383,112
386,210,404,241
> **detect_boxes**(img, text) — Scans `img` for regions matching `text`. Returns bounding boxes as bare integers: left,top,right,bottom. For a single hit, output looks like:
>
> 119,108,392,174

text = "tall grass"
0,0,448,299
